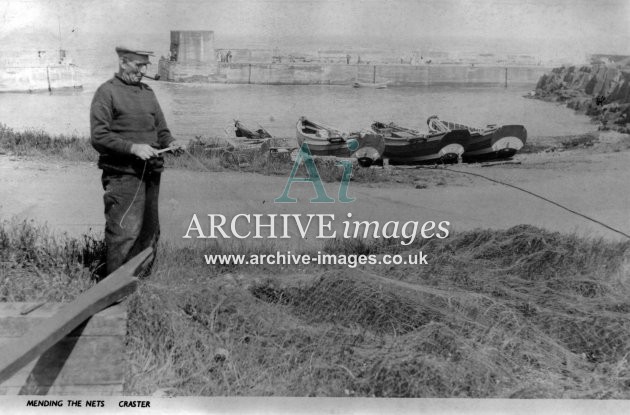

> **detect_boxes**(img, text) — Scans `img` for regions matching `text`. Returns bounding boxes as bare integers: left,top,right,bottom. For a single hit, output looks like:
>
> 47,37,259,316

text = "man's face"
121,58,148,83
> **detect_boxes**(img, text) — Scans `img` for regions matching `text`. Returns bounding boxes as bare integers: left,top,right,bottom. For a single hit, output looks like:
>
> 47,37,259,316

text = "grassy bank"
0,219,103,301
0,124,97,162
0,123,468,187
2,219,629,398
0,124,400,185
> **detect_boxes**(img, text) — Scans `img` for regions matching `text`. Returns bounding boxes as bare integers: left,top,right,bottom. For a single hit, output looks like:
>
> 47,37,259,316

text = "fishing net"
247,225,630,396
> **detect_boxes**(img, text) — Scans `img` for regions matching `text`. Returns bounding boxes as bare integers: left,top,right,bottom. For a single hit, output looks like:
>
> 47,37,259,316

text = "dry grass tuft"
0,219,103,301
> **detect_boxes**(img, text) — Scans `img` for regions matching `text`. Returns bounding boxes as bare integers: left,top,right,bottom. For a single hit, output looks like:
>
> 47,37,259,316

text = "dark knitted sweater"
90,74,174,174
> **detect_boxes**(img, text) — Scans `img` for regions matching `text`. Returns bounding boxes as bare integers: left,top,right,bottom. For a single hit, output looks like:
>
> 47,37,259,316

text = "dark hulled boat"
371,121,470,164
234,120,273,139
296,116,385,167
427,116,527,161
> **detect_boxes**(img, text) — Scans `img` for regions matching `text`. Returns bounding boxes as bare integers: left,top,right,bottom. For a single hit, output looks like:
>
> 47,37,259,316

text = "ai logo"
274,140,358,203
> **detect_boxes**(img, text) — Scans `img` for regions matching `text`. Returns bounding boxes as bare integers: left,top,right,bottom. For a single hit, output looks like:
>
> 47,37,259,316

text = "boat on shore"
427,116,527,161
296,116,384,167
234,120,273,139
371,121,470,164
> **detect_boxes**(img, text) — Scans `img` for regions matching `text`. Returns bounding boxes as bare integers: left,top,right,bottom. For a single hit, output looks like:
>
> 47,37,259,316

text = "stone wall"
159,61,548,86
158,60,223,83
0,65,81,93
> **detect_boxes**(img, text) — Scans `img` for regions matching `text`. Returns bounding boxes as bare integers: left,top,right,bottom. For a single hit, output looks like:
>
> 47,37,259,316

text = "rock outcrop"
534,60,630,133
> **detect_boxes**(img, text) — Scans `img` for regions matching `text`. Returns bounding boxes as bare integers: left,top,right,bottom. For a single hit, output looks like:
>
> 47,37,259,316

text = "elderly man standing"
90,46,183,277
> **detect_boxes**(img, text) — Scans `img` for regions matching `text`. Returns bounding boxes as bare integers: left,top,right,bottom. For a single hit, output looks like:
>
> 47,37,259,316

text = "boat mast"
57,15,64,63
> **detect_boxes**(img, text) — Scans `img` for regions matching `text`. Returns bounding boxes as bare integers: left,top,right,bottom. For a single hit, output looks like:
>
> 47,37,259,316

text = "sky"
1,0,629,59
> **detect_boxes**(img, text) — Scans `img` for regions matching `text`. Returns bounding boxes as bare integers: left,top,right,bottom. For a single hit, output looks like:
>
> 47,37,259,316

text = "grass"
0,125,395,185
2,219,629,398
0,219,103,301
0,124,98,162
0,124,466,190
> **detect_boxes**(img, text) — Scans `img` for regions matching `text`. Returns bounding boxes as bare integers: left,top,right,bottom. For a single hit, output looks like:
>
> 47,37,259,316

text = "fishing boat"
296,116,385,167
371,121,470,164
234,120,272,139
427,116,527,161
352,81,388,89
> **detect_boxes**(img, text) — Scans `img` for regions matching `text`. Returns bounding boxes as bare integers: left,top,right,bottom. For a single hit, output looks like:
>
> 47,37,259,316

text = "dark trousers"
101,170,161,276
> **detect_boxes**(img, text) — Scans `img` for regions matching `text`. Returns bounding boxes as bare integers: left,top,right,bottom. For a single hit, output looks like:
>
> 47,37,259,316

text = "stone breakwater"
159,61,549,87
0,65,82,93
534,63,630,133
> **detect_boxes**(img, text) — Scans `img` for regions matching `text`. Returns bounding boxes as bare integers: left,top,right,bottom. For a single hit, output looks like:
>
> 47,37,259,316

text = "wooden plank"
0,303,67,317
0,302,125,318
0,317,126,338
0,336,125,387
0,303,128,395
0,384,124,395
0,247,150,384
0,304,127,338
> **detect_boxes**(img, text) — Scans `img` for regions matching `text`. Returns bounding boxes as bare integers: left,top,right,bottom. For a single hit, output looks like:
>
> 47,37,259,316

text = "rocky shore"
534,57,630,133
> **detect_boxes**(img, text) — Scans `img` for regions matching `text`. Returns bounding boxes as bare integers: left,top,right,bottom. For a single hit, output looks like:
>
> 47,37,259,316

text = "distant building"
159,30,217,82
169,31,214,63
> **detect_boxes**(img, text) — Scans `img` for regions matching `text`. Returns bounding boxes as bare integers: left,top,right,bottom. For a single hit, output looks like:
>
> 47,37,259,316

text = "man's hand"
130,144,159,160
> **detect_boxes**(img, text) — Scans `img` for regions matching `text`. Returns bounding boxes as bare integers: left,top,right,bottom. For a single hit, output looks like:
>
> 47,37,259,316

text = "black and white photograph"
0,0,629,413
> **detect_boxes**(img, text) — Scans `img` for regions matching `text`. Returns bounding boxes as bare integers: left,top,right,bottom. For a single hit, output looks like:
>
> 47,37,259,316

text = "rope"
416,164,630,240
183,143,630,240
114,145,253,234
119,161,147,228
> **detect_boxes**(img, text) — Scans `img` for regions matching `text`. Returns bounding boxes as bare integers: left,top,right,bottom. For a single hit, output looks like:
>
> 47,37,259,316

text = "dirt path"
1,147,629,250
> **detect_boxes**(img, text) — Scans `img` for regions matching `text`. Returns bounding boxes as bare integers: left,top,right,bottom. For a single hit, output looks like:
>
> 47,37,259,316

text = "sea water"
0,77,595,141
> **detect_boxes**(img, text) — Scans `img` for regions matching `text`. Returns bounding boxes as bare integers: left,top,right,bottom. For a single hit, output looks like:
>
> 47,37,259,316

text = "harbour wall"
0,65,82,93
159,61,549,86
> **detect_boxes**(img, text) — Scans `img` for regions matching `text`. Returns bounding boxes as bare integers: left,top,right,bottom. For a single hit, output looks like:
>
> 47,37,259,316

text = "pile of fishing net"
248,225,630,396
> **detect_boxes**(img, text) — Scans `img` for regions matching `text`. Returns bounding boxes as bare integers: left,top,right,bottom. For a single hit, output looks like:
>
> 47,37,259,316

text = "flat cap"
115,46,154,64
